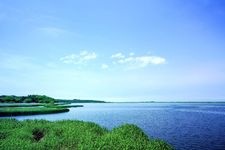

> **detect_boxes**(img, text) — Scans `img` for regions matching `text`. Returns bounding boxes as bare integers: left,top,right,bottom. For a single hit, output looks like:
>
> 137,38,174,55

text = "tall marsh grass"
0,119,173,150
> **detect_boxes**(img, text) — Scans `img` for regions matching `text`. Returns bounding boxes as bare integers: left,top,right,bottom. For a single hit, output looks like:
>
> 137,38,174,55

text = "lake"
2,103,225,150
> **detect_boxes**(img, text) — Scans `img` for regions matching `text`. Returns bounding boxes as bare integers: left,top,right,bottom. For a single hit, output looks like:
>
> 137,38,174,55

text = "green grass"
0,103,83,116
0,119,173,150
0,107,69,116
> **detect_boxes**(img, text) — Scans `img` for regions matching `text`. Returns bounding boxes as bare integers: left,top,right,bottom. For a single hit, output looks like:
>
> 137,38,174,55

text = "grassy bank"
0,107,69,116
0,119,173,150
0,104,83,116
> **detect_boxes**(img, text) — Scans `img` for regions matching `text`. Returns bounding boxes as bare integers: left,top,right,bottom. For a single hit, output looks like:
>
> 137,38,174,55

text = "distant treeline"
0,95,106,103
56,99,106,103
0,95,55,103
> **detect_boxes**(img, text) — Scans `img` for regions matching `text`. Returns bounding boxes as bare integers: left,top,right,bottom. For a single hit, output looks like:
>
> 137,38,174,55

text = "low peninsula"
0,95,84,116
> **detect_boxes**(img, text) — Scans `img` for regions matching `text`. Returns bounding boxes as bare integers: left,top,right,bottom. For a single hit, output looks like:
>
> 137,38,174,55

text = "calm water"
2,103,225,150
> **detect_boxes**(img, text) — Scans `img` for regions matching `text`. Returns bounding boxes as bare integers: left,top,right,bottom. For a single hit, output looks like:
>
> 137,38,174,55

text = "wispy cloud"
38,27,66,37
112,52,166,69
60,51,97,65
101,64,109,69
111,53,125,59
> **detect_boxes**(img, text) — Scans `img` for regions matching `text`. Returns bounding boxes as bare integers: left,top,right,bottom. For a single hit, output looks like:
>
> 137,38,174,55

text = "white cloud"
60,51,97,65
81,51,97,60
101,64,109,69
111,53,125,59
111,52,166,69
136,56,166,66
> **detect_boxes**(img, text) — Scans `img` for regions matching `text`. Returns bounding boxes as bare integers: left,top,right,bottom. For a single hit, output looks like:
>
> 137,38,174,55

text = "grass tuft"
32,129,45,142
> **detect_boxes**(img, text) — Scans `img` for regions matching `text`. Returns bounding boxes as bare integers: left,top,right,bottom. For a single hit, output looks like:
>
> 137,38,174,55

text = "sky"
0,0,225,102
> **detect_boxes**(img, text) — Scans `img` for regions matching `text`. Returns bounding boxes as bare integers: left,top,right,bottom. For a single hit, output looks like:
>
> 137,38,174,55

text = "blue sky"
0,0,225,101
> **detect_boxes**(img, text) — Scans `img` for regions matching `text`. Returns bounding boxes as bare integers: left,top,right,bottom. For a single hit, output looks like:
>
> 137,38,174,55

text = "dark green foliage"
0,95,55,103
56,99,106,103
0,119,173,150
26,95,55,103
32,128,45,141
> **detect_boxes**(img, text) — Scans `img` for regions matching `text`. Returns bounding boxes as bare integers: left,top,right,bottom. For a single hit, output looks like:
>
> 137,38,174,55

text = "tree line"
0,95,55,103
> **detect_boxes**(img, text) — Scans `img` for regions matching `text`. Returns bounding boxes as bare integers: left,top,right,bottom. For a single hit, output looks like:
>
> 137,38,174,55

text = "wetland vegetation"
0,119,172,150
